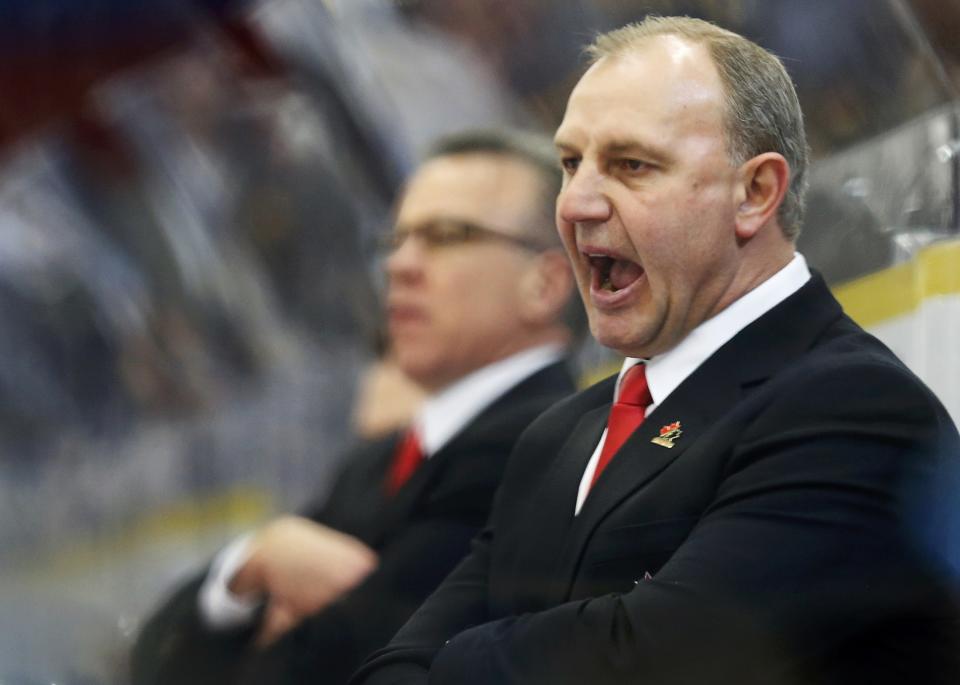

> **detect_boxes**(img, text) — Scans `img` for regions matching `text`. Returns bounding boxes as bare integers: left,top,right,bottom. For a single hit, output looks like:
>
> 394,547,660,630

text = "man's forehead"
397,153,541,227
556,39,724,148
587,33,714,75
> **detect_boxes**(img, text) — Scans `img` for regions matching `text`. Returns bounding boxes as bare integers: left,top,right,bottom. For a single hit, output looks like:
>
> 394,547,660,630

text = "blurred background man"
130,129,582,685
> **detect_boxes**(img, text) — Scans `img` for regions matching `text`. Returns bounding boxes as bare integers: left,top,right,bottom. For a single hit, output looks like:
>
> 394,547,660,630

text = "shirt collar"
416,343,564,456
617,253,811,410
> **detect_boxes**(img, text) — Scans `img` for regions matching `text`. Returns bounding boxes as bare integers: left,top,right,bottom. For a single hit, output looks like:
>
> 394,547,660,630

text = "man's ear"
734,152,790,241
518,249,575,326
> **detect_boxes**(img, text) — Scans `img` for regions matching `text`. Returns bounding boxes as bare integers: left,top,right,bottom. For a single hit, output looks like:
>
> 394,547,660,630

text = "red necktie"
589,364,652,491
385,428,424,495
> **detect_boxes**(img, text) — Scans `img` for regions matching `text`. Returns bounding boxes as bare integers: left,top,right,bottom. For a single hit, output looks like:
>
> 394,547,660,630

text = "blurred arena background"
0,0,957,682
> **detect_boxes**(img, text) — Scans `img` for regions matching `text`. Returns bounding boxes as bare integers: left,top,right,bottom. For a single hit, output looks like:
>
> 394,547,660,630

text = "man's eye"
425,222,472,246
422,228,454,245
619,159,646,172
560,157,580,173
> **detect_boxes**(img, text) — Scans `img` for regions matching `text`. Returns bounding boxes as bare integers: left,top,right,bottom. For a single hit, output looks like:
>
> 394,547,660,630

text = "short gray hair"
588,16,809,239
426,128,561,248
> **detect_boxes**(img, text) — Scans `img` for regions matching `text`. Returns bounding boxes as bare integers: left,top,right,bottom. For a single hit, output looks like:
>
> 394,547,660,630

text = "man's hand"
228,516,378,647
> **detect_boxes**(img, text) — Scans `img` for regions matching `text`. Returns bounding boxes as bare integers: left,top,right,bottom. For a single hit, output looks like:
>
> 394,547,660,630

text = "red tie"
589,364,652,490
385,428,424,495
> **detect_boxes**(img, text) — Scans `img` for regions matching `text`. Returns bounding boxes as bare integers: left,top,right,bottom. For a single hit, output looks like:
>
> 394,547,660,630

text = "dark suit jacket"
130,360,575,685
354,275,960,685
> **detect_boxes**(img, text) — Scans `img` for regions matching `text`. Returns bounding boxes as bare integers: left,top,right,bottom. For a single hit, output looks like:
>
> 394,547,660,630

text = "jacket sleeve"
348,524,494,685
129,571,262,685
128,439,394,685
250,423,532,684
238,513,490,685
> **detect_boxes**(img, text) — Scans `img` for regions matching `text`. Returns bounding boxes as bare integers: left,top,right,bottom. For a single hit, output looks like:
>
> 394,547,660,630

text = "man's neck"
416,343,564,455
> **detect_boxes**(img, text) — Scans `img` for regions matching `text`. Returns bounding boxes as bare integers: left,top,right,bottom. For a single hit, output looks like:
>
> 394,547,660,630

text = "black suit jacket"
130,360,576,685
354,275,960,685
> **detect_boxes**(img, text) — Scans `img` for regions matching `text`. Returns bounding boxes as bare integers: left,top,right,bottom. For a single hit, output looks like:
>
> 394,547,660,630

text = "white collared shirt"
200,343,565,628
416,343,565,456
574,254,811,515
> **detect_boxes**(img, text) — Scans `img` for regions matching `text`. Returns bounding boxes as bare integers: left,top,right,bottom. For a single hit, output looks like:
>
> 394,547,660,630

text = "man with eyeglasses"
130,129,581,685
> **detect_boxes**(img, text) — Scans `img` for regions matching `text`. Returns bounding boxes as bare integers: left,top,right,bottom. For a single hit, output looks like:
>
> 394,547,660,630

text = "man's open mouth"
588,255,644,292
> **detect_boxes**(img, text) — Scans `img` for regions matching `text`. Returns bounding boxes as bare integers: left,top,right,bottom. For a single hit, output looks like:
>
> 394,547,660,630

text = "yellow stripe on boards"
833,239,960,328
922,240,960,298
11,487,273,580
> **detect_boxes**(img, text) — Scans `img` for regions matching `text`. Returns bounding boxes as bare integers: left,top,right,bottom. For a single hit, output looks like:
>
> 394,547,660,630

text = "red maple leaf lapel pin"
651,421,682,448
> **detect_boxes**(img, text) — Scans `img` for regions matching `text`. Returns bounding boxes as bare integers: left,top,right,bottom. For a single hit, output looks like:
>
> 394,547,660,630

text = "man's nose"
557,166,611,225
385,235,426,285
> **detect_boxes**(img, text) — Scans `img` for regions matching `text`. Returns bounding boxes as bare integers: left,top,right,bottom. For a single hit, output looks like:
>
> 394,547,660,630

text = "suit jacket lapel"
552,273,844,598
491,377,613,606
554,362,739,597
518,404,609,571
381,361,578,546
376,436,447,541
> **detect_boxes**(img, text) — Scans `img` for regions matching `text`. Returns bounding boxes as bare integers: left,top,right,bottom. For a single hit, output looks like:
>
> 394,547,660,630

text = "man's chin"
395,357,446,393
590,320,657,359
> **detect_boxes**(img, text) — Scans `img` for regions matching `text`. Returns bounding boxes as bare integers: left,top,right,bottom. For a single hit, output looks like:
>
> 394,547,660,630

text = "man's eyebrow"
553,137,669,163
604,139,666,160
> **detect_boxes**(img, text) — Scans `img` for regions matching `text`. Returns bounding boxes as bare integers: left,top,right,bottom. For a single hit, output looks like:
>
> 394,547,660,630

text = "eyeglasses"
378,218,548,254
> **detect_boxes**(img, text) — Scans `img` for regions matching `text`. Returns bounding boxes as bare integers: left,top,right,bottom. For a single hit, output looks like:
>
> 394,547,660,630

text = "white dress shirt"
574,254,811,515
199,343,565,628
